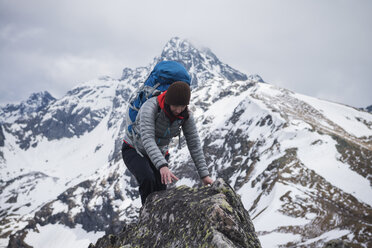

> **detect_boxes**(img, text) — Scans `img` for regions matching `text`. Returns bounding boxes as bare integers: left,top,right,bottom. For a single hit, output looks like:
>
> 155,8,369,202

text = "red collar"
157,91,167,110
157,91,184,122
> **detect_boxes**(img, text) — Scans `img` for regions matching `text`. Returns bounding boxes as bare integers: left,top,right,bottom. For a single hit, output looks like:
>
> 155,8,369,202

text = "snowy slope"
160,77,371,246
1,37,371,248
0,80,117,246
168,78,372,247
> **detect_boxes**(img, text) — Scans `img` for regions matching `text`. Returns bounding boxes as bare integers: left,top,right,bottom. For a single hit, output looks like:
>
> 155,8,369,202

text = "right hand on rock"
160,166,179,185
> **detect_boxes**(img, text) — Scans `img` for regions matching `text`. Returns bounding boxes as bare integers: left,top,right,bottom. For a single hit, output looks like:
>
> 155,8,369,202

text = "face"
169,105,187,116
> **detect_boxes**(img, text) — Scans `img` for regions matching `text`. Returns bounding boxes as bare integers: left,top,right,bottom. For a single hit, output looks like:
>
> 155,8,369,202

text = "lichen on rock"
89,178,261,248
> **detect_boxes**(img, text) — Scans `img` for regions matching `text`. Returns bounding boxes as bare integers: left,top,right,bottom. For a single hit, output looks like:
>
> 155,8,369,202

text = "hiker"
122,80,214,205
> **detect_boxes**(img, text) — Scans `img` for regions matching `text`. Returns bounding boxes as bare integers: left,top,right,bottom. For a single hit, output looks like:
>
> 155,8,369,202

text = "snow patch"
52,201,69,215
252,183,310,232
258,232,302,248
24,224,104,248
299,229,350,246
295,93,372,138
175,177,196,187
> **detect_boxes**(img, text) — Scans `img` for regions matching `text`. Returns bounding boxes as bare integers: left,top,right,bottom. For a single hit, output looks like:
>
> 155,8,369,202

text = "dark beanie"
165,81,191,106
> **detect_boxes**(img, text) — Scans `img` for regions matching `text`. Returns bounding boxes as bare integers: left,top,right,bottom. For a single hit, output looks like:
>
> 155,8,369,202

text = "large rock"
89,179,261,248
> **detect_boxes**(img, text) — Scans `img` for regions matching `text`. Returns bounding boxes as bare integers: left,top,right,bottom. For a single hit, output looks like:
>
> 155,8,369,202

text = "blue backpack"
126,61,191,137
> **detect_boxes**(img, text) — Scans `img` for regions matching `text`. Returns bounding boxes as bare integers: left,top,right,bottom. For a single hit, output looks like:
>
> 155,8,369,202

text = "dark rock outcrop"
0,124,5,147
89,179,261,248
323,239,351,248
366,105,372,113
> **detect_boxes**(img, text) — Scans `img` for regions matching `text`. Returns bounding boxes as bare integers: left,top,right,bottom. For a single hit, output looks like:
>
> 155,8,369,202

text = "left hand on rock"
202,176,214,186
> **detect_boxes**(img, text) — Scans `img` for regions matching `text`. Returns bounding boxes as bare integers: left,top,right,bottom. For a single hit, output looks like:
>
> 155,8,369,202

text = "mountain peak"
0,91,55,123
121,37,251,86
26,91,56,106
160,37,196,62
247,74,265,83
162,37,191,50
365,105,372,113
157,37,248,86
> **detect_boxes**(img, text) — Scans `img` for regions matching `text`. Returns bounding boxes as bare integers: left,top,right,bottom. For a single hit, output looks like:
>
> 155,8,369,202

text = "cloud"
0,0,371,107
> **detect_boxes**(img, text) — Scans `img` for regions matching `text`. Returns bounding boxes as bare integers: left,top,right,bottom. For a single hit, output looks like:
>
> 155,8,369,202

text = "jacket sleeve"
139,100,168,169
182,112,210,178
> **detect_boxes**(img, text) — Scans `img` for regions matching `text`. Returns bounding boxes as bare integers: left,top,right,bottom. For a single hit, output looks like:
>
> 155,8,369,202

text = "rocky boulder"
89,178,261,248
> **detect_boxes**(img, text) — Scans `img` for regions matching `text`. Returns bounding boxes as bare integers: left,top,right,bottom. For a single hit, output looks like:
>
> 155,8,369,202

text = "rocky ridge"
0,91,55,124
89,179,261,248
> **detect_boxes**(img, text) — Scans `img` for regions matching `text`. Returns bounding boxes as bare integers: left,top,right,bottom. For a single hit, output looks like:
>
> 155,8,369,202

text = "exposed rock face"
89,179,261,248
157,37,248,87
365,105,372,113
0,91,55,123
323,239,351,248
0,124,4,147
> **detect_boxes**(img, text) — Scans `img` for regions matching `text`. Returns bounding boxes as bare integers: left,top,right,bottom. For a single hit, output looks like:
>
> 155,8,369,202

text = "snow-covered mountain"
365,105,372,113
0,91,55,124
1,37,371,248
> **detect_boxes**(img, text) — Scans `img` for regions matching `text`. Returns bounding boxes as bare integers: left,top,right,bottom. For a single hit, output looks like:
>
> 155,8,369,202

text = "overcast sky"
1,0,371,108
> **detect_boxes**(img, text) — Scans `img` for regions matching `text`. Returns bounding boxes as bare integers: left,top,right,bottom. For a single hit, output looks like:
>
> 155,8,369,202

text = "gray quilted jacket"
123,97,209,179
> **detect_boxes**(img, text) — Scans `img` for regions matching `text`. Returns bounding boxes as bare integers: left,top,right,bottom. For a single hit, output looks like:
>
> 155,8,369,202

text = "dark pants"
121,143,166,205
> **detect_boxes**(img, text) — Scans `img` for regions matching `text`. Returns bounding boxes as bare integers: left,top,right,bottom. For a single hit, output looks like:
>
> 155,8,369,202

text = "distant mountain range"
364,105,372,113
1,37,371,248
